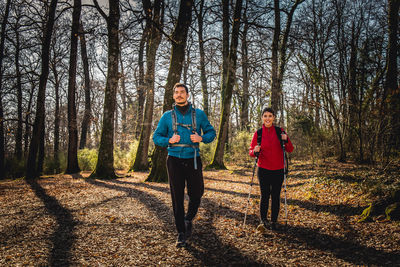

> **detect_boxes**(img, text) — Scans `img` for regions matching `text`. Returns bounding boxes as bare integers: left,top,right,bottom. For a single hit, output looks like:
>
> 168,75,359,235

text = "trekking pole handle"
281,132,288,144
254,144,261,157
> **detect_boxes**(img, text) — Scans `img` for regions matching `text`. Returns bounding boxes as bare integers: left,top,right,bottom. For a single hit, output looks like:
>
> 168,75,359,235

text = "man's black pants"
167,155,204,233
257,167,284,223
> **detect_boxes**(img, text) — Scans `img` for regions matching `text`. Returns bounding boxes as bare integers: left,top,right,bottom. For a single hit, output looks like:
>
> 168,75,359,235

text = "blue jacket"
153,104,216,158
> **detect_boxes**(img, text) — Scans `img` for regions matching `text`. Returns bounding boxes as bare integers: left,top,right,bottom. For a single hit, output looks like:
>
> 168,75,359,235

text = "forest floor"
1,160,399,266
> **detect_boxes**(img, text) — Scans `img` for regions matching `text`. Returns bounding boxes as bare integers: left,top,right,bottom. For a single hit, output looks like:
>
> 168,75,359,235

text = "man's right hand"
169,134,180,144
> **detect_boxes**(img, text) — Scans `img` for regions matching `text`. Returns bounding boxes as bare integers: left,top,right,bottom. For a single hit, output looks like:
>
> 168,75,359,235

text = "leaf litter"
0,160,399,266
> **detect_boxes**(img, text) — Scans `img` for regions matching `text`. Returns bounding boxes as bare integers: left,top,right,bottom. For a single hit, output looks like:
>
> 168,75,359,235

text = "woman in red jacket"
249,107,294,230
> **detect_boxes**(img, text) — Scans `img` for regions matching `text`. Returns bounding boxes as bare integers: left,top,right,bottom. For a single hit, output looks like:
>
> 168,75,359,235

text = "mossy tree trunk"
90,0,120,179
65,0,81,174
208,0,243,170
147,0,193,182
131,0,163,172
26,0,58,179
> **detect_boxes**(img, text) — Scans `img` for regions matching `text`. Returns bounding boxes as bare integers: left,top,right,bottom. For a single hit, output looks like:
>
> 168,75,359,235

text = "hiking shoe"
176,232,186,248
185,220,193,239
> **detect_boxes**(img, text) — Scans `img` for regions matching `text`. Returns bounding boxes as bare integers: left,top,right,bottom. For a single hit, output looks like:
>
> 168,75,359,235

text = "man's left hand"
190,132,203,143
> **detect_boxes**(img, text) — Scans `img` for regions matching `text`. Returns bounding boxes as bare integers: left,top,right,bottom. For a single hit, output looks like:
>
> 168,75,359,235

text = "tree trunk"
0,0,11,179
131,0,163,171
135,27,147,139
14,23,23,161
26,0,58,179
221,0,230,93
53,66,60,173
79,23,92,149
270,0,280,113
24,85,34,158
347,24,359,157
119,53,128,150
147,0,193,182
386,0,400,149
240,13,249,131
65,0,81,174
37,119,45,175
196,0,209,116
208,0,243,169
90,0,120,179
277,0,303,123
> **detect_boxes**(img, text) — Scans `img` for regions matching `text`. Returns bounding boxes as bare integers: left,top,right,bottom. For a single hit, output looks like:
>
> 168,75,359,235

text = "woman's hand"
253,145,261,153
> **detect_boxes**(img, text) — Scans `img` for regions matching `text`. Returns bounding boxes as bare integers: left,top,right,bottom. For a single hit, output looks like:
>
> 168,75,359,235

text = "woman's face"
262,111,274,128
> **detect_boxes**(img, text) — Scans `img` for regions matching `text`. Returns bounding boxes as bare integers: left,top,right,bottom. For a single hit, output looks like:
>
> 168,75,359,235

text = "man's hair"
262,107,275,116
173,83,189,94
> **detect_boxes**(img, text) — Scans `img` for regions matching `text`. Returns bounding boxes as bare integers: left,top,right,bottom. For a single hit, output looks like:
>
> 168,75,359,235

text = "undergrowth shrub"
225,131,253,167
4,157,25,179
44,153,67,175
115,141,139,170
78,149,98,171
200,142,216,165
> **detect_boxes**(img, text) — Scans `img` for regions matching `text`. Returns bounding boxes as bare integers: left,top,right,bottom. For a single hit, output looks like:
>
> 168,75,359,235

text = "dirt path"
1,161,399,266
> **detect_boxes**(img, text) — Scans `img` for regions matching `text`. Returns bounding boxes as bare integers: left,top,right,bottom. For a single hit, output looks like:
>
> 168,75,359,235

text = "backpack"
256,126,289,173
169,106,199,169
171,107,196,134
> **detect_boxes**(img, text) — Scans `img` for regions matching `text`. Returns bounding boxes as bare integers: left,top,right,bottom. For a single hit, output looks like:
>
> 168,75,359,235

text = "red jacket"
249,125,294,170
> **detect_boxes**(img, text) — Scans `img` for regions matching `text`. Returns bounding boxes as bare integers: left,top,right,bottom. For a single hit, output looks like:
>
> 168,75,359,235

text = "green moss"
358,203,373,223
385,202,400,221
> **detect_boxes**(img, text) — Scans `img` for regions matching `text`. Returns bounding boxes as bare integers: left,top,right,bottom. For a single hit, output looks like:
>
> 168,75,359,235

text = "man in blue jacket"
153,83,216,247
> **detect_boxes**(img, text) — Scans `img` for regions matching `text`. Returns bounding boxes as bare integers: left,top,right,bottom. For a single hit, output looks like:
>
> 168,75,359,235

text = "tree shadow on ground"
118,179,400,265
185,197,266,266
117,178,260,200
204,176,253,185
108,179,264,265
84,179,173,232
0,209,45,248
25,179,77,267
286,198,364,216
282,224,400,266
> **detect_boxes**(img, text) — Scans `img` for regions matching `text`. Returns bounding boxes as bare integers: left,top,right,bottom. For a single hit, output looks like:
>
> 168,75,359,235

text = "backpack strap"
275,126,289,174
256,128,262,145
274,126,282,144
171,109,178,135
191,108,196,133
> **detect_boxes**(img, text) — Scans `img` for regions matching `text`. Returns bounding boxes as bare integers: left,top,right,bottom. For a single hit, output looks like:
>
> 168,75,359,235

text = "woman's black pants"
167,156,204,233
257,167,284,223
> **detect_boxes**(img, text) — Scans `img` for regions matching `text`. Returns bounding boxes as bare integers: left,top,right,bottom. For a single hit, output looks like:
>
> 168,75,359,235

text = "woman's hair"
262,107,275,116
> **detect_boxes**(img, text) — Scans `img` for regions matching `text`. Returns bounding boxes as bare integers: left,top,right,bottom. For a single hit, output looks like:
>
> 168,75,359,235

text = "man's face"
173,86,189,106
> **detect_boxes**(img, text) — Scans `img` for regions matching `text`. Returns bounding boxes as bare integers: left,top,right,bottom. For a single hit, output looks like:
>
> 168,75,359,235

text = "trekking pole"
282,141,288,230
243,154,258,229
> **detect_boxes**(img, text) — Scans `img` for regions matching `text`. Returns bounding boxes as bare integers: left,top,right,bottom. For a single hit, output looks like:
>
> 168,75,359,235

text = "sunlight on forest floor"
0,160,399,266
